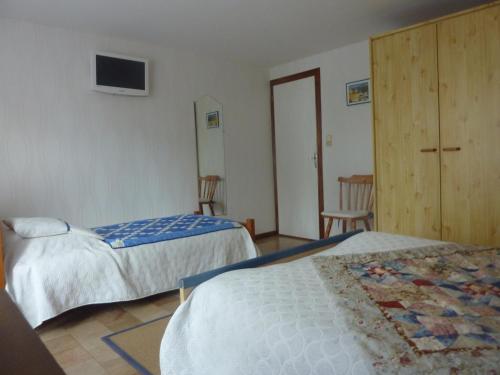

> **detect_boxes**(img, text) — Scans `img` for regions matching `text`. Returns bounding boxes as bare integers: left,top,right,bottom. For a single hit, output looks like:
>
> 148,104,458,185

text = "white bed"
159,232,447,375
2,222,256,328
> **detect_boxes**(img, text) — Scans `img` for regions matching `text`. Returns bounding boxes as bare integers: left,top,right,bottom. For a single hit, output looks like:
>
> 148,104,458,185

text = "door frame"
270,68,324,239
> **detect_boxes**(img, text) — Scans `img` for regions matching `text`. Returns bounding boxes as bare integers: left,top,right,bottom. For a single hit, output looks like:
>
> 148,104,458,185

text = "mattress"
159,232,446,375
3,224,256,328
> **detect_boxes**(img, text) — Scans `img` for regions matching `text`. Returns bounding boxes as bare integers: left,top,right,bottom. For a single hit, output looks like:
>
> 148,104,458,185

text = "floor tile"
99,311,143,332
53,346,93,368
44,334,81,355
123,301,169,322
64,358,107,375
68,320,112,347
86,339,120,363
100,358,138,375
37,325,69,343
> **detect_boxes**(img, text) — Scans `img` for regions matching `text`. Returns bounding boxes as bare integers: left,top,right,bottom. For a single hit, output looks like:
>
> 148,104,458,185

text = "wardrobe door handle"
442,147,461,152
420,148,437,153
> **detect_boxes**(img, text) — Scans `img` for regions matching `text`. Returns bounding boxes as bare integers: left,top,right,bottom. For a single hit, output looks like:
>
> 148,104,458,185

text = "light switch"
326,134,333,147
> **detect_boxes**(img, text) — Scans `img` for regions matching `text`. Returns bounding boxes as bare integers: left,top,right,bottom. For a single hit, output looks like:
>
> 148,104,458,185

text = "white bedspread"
160,232,445,375
3,226,256,328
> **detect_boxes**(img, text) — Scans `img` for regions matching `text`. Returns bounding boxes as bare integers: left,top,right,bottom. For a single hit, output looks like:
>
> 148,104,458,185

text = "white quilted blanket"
3,226,256,328
160,232,445,375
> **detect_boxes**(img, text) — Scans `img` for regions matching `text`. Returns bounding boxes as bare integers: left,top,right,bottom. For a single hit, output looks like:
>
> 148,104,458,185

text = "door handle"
442,147,461,152
420,148,437,153
313,153,318,169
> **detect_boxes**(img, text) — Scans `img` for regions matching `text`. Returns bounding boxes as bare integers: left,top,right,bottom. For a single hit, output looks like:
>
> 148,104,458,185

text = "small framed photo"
346,79,370,106
206,111,220,129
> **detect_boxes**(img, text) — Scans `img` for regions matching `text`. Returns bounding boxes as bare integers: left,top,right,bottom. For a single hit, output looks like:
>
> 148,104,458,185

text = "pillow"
3,217,69,238
69,225,104,240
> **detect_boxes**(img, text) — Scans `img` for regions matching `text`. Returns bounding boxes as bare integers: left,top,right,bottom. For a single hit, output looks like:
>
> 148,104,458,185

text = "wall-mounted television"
91,52,149,96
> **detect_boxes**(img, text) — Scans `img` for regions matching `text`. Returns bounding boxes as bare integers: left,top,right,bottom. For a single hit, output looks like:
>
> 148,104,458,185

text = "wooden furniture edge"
0,225,4,289
370,1,499,41
369,34,378,231
0,290,65,374
178,229,363,303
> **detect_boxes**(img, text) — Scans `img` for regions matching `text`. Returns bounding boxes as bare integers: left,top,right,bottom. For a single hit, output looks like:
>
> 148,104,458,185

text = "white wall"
0,18,275,233
269,40,373,234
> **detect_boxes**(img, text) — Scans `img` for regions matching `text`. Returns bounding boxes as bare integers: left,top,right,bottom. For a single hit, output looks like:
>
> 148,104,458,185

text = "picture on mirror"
206,111,220,129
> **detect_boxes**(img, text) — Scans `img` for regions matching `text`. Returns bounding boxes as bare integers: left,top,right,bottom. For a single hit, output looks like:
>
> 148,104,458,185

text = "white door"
274,76,320,239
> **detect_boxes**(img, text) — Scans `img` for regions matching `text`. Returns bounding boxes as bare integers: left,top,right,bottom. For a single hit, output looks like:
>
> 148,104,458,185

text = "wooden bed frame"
239,218,256,240
0,215,256,289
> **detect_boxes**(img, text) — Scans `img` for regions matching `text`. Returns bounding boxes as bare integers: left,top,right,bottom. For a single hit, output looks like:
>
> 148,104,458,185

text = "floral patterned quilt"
314,243,500,374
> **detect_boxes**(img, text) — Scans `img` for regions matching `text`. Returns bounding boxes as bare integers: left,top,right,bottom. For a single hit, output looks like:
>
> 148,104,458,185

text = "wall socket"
326,134,333,146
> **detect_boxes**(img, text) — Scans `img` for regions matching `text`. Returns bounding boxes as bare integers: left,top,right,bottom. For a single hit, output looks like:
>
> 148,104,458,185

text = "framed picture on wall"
346,79,370,106
206,111,220,129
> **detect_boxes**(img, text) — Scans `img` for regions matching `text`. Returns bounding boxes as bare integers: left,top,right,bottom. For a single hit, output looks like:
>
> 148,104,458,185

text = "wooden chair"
198,175,220,216
322,175,374,238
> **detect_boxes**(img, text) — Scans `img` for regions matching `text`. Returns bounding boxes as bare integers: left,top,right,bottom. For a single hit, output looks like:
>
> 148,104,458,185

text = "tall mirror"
194,95,226,216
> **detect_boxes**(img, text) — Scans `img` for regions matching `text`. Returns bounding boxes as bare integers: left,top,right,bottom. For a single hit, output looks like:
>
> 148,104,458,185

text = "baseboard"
254,231,278,240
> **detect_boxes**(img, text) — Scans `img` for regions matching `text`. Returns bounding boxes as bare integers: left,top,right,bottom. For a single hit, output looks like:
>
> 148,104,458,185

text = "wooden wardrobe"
371,2,500,246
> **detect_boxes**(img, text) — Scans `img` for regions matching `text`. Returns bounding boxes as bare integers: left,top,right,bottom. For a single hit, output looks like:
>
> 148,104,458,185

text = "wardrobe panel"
372,24,441,239
438,5,500,245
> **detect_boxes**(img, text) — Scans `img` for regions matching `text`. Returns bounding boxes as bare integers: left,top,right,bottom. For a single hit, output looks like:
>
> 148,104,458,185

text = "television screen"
95,54,146,91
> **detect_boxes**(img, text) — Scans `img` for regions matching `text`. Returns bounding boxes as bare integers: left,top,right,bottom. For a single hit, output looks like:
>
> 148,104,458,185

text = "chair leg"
363,218,371,231
209,203,215,216
199,203,204,215
351,219,356,231
342,220,347,233
324,217,333,239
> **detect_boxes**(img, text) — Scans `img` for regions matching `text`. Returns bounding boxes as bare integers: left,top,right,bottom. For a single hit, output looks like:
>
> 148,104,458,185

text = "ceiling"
0,0,490,67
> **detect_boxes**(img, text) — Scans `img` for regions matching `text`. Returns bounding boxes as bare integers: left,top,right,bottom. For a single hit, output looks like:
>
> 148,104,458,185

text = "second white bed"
4,225,256,328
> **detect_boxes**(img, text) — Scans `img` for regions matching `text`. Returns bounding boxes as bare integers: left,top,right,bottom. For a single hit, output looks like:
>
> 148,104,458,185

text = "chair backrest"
199,175,220,200
338,175,374,212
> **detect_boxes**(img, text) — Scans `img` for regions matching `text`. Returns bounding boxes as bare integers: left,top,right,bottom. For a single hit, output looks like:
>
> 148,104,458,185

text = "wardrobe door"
372,24,441,239
438,5,500,245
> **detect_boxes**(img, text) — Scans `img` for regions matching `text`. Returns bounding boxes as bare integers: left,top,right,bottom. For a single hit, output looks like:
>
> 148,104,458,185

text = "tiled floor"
37,292,180,375
37,235,310,374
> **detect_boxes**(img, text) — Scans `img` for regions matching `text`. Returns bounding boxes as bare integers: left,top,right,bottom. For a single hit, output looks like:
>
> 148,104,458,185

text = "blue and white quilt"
93,214,241,249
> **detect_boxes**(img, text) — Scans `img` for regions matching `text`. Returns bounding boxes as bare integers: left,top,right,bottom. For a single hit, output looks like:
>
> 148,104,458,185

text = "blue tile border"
101,314,172,375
